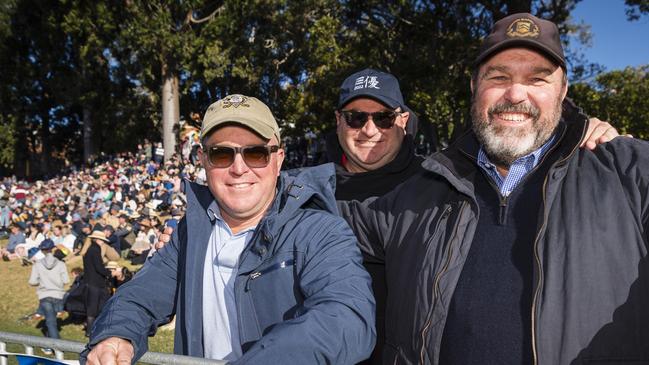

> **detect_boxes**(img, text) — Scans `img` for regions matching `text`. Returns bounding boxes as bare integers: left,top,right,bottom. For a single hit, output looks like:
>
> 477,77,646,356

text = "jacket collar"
423,98,589,198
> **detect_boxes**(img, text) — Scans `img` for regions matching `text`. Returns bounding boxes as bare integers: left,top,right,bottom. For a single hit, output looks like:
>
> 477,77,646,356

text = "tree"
5,0,633,177
114,1,224,162
569,66,649,139
625,0,649,20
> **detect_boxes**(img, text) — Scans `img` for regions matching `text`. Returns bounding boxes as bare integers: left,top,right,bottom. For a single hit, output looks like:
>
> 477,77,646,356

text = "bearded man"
340,13,649,364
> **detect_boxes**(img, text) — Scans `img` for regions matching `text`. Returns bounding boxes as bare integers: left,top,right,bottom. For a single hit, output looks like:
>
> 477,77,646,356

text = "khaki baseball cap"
201,94,281,142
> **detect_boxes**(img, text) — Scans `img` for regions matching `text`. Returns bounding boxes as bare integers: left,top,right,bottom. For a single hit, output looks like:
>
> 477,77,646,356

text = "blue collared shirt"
477,134,557,197
203,200,256,361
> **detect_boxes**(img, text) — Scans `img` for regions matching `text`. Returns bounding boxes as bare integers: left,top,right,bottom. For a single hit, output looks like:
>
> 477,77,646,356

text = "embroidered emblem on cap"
506,18,540,38
353,75,381,90
222,94,250,108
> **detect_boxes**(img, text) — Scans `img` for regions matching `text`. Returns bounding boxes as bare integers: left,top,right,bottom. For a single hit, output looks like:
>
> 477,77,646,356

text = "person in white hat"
81,230,113,337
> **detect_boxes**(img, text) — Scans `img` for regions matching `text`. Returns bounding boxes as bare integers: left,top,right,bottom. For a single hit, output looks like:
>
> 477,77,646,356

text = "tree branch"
188,5,224,24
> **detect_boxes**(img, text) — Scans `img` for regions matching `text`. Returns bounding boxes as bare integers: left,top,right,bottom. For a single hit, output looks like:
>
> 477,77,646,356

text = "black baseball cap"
338,68,405,110
338,68,418,135
474,13,566,69
39,239,55,251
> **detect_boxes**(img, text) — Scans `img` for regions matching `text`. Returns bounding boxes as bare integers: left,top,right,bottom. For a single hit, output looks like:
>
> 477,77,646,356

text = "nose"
504,82,528,104
360,117,380,137
229,152,249,175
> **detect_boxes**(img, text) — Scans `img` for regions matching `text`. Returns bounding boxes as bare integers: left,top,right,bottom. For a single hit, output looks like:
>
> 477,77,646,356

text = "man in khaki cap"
83,94,375,364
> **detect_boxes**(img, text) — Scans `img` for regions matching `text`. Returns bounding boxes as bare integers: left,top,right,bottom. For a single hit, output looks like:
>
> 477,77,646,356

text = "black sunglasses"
339,110,402,129
205,145,280,168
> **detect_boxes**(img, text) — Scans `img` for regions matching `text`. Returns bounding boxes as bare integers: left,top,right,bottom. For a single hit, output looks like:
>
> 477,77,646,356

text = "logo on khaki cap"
221,94,250,109
201,94,281,142
506,18,540,38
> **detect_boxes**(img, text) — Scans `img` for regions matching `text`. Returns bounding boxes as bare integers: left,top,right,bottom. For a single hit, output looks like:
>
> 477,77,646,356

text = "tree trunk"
13,114,27,179
83,105,93,165
40,110,50,177
161,61,179,163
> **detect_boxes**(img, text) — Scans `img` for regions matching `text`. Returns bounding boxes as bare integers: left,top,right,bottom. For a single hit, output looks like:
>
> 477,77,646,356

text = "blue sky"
570,0,649,72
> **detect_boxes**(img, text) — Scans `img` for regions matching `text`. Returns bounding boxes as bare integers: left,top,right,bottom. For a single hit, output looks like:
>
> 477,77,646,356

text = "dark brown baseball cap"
474,13,566,69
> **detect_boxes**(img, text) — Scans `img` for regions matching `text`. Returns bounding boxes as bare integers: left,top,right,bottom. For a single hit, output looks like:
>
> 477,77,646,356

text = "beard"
471,96,563,167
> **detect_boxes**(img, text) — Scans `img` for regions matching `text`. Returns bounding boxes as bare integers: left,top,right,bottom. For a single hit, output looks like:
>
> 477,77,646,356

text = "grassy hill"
0,240,175,361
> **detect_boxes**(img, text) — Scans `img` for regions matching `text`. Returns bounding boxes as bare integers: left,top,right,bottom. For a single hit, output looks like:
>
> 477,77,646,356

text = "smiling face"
335,98,408,173
471,47,568,167
199,125,284,232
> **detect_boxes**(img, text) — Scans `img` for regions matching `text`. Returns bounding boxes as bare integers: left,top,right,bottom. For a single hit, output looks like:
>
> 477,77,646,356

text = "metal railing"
0,331,225,365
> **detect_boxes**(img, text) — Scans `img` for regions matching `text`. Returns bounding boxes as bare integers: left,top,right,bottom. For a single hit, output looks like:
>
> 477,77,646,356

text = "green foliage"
2,0,647,177
0,115,16,168
625,0,649,20
569,66,649,139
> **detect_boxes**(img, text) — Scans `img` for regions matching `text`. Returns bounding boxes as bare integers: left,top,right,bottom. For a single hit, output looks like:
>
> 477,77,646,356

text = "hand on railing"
86,337,134,365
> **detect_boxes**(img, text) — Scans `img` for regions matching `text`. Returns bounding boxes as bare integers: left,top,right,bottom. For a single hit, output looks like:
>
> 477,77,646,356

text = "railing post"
0,341,7,365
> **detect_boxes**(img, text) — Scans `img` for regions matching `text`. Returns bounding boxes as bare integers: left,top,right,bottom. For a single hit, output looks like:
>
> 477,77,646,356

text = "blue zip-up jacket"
81,163,375,364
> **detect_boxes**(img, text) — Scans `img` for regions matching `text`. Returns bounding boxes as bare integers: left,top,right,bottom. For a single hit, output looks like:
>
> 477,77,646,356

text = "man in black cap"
328,68,425,364
340,13,649,364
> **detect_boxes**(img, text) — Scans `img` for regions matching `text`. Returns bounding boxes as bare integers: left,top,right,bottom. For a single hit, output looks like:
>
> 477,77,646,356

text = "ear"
197,146,206,166
561,79,569,100
335,110,342,127
275,148,285,175
396,111,409,132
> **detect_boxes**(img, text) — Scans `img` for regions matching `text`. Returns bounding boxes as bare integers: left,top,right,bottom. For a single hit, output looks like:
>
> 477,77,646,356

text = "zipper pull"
499,195,508,225
245,271,261,291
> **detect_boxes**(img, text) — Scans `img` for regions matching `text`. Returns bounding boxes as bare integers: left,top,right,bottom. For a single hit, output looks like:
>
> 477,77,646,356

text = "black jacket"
332,134,424,201
329,132,424,365
82,243,110,288
340,103,649,364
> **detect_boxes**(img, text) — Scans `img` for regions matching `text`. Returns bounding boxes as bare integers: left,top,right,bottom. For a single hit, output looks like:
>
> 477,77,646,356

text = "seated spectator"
105,261,133,293
14,224,44,264
80,228,120,263
1,223,26,260
103,225,121,254
127,218,155,265
53,225,75,261
73,222,92,255
114,213,134,253
63,267,86,323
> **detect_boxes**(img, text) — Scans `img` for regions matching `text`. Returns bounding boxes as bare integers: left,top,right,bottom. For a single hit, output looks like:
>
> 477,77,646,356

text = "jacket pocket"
245,253,301,329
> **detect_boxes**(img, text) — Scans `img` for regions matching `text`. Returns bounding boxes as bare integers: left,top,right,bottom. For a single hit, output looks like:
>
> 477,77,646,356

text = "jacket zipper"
419,202,466,364
530,175,548,365
530,143,580,365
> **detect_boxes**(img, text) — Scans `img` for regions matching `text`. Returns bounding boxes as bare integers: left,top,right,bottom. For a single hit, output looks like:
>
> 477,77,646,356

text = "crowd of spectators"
0,146,191,267
0,144,199,341
0,127,436,264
